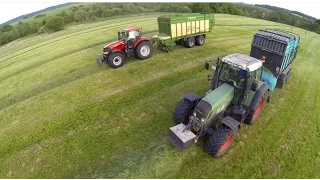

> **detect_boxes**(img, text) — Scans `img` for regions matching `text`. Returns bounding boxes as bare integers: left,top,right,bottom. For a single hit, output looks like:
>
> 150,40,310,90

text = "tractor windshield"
120,30,140,41
127,30,140,40
218,63,246,89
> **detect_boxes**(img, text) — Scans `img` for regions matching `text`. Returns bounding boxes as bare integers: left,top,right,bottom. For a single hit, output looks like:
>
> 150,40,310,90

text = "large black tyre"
184,37,195,48
206,125,237,158
276,73,287,88
134,41,153,60
245,91,268,125
107,52,125,68
173,98,196,125
195,35,205,46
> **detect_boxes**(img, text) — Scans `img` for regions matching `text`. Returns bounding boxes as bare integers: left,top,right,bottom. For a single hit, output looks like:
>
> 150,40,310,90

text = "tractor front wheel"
206,125,237,158
135,41,153,60
107,52,125,68
173,98,196,125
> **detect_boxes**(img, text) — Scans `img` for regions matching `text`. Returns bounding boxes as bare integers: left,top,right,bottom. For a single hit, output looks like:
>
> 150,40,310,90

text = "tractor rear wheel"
245,91,268,125
195,35,205,46
206,125,237,158
173,98,196,125
107,52,125,68
135,41,153,60
184,37,195,48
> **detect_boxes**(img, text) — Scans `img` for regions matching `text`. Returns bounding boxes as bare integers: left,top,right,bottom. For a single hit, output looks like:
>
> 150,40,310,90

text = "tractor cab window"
120,31,127,40
218,63,247,89
127,30,140,40
250,67,262,80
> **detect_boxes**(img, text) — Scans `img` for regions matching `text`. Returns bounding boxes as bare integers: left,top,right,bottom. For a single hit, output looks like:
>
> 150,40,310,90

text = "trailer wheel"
206,125,237,158
195,35,205,46
134,41,153,60
245,91,268,125
173,98,196,125
184,37,195,48
107,52,125,68
276,73,287,88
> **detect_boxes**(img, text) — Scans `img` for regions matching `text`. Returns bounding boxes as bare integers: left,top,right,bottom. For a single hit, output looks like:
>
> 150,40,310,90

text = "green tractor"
169,53,271,158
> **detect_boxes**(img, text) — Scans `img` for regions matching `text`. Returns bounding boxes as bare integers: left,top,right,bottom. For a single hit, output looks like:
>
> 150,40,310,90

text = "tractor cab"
118,28,141,48
207,53,264,105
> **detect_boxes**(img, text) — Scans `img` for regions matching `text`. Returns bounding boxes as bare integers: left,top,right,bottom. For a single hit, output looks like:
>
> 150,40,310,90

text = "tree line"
1,3,320,46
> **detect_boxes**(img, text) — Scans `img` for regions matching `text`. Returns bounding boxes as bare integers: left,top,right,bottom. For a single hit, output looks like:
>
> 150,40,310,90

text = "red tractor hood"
104,40,125,51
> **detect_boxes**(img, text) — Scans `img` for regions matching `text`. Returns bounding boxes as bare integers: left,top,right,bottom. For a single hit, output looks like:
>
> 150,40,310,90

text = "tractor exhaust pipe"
168,123,197,151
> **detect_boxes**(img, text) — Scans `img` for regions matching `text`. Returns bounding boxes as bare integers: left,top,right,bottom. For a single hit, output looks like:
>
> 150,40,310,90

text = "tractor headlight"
103,47,110,55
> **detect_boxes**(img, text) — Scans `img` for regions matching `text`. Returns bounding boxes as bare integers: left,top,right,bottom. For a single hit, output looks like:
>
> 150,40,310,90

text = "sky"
248,2,320,19
0,2,65,24
0,1,319,24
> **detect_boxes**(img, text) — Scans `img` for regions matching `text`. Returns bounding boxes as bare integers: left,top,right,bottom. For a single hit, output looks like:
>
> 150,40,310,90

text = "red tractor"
97,27,153,68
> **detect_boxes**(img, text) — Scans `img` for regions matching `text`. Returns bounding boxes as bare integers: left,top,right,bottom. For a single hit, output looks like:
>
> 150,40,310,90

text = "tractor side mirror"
205,62,210,70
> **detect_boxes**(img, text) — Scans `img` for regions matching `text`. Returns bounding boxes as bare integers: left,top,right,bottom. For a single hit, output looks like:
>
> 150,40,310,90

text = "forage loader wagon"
97,13,214,68
154,13,214,52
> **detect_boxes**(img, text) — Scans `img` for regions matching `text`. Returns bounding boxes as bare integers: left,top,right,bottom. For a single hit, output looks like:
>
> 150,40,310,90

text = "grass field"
0,13,320,178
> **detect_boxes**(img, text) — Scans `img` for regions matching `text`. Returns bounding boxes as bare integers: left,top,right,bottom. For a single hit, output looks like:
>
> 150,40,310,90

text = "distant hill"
0,2,78,27
255,4,317,21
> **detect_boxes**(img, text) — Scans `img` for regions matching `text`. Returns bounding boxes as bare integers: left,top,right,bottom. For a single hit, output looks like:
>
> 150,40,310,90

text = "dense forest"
1,3,320,46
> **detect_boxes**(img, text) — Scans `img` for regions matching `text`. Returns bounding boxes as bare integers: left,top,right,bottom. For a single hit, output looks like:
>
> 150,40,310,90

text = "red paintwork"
104,40,125,52
219,133,235,153
253,97,265,120
122,27,141,32
133,37,149,48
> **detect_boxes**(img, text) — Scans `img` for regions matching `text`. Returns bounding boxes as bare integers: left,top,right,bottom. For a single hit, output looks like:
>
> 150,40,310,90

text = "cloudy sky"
0,1,319,24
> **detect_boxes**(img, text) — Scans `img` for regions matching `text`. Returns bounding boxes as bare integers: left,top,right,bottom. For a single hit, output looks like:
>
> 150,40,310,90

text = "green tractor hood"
168,83,235,151
194,83,234,126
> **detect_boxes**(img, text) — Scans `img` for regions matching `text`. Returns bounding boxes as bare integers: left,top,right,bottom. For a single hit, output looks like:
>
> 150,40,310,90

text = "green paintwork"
157,13,214,38
243,80,264,106
156,13,214,51
243,90,255,107
201,83,234,126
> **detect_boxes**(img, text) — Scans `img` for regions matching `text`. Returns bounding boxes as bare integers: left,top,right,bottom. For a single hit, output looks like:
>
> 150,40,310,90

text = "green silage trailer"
153,13,215,52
